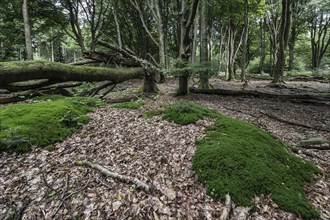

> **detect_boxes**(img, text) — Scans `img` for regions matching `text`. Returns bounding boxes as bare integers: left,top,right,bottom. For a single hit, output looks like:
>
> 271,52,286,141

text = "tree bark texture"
22,0,33,60
199,0,209,89
273,0,291,83
177,0,199,96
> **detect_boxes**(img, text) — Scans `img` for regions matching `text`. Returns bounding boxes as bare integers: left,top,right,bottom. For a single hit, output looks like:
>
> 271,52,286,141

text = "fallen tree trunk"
0,61,144,86
189,87,330,103
83,51,140,67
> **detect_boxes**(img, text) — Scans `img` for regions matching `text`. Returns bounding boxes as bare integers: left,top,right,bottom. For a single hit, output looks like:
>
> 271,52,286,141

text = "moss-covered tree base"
162,101,320,219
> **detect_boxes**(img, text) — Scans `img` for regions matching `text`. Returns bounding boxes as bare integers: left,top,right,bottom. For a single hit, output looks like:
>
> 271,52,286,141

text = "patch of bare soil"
0,77,329,219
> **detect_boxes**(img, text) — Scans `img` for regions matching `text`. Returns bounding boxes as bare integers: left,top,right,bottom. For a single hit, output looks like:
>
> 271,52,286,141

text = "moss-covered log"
0,61,144,86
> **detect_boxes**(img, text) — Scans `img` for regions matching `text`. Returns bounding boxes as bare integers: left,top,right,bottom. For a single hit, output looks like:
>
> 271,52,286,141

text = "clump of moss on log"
0,96,103,152
162,101,320,219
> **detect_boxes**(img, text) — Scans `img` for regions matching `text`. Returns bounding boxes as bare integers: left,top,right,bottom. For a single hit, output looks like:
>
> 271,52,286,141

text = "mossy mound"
163,100,218,125
0,96,102,152
112,100,144,110
163,101,320,219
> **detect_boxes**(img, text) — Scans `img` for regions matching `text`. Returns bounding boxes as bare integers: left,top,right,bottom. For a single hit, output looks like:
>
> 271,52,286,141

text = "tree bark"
241,0,249,81
199,0,209,89
0,61,144,86
259,19,266,74
22,0,33,60
273,0,291,83
177,0,200,96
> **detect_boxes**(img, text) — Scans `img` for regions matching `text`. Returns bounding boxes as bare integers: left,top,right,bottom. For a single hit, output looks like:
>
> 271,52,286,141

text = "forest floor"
0,77,329,219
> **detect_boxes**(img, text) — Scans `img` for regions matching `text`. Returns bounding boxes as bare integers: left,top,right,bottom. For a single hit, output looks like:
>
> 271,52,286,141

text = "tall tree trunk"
288,24,296,71
22,0,33,60
273,0,291,83
155,0,167,83
227,22,235,81
259,18,266,74
241,0,249,81
199,0,209,89
112,1,123,51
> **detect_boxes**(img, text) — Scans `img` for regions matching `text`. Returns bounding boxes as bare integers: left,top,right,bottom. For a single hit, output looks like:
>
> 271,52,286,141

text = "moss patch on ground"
163,100,218,125
112,100,144,110
144,109,164,118
0,96,102,152
163,101,320,219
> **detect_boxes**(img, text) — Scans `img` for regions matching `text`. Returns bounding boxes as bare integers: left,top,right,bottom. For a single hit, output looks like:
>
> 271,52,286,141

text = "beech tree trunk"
22,0,33,60
199,0,209,89
241,0,249,81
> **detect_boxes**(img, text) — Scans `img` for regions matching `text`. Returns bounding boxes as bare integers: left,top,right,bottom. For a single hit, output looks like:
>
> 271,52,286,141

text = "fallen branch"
99,84,117,98
189,87,330,104
74,160,150,192
106,96,139,104
220,194,232,220
288,146,328,161
88,81,113,97
260,111,329,132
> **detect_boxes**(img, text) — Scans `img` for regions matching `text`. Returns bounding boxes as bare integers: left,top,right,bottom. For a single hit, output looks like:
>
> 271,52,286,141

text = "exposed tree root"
74,160,150,192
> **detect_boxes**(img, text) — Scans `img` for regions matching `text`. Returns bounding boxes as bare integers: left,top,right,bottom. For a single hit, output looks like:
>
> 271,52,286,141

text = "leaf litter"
1,78,329,219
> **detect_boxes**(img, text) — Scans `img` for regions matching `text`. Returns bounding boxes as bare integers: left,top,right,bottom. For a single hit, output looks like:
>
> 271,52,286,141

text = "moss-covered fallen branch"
0,60,144,85
162,101,320,219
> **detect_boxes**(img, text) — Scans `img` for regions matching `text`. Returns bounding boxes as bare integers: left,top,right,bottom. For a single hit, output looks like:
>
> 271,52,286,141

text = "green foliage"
163,101,218,125
164,101,320,218
166,59,219,78
112,100,144,110
0,96,101,152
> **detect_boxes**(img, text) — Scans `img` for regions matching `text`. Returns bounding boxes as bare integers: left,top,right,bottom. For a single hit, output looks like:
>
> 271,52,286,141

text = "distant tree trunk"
112,0,123,51
288,22,296,71
241,0,249,81
288,1,297,71
177,0,199,95
273,0,291,83
191,8,199,63
227,21,236,81
199,0,209,89
310,11,330,70
259,18,266,74
22,0,33,60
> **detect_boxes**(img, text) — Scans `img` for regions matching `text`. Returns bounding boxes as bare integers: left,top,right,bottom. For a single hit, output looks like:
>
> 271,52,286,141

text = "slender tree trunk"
199,0,209,89
288,26,296,71
155,0,166,83
259,19,266,74
241,0,249,81
112,3,123,51
22,0,33,60
191,9,199,63
227,22,236,81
